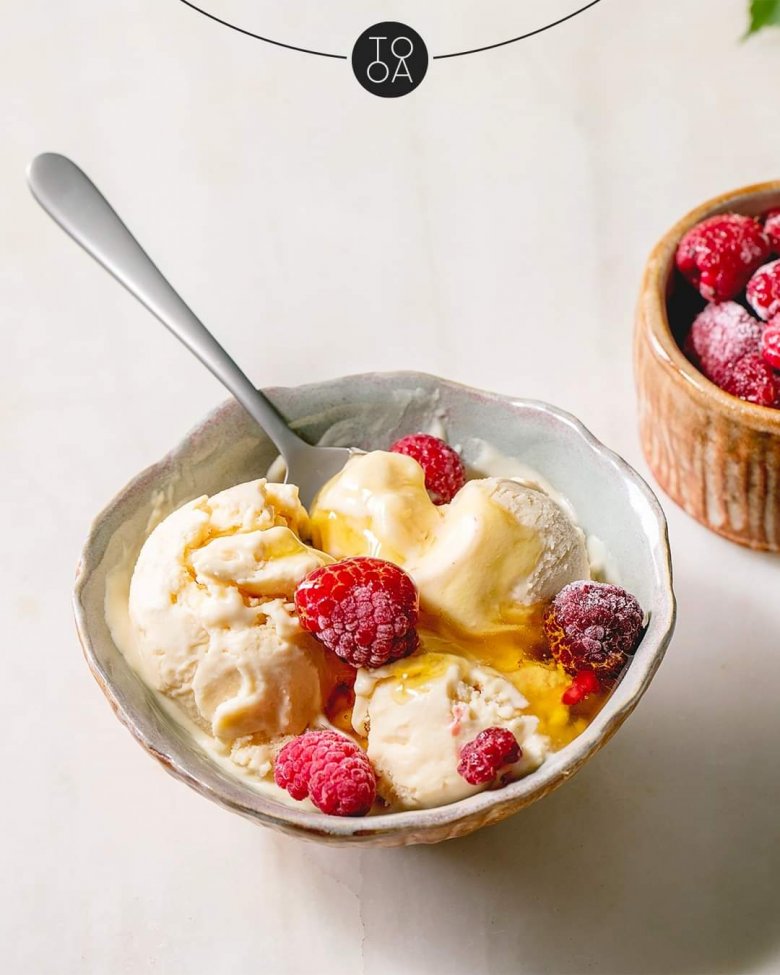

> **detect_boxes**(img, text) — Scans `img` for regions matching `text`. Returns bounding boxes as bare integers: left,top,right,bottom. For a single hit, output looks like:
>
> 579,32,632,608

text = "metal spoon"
27,152,353,507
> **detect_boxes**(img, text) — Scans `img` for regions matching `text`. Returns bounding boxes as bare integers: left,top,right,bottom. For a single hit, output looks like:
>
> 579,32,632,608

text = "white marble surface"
2,1,780,972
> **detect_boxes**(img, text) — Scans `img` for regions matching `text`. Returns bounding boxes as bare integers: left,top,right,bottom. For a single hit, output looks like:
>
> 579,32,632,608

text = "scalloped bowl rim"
73,372,676,843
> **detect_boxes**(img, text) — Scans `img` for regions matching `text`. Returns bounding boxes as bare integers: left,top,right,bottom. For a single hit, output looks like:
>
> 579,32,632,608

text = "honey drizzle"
320,605,606,750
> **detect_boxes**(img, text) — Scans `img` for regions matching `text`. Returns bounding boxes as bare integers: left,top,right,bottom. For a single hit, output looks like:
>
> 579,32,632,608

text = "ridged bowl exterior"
635,182,780,552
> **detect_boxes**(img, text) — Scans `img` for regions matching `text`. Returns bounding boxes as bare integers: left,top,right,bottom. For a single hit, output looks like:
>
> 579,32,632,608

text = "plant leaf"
747,0,780,35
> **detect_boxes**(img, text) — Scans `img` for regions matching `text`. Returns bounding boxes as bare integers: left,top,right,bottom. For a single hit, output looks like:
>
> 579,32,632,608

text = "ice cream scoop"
311,451,590,636
408,478,590,634
311,450,440,562
352,652,549,810
129,479,332,741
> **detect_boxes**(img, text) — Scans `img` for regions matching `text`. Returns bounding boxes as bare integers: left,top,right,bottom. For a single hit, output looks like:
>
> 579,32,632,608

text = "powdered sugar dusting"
763,209,780,253
676,213,770,302
687,301,763,384
747,259,780,321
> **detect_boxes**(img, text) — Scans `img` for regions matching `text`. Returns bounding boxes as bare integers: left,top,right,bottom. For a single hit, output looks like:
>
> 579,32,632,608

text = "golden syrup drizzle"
312,584,607,750
379,607,608,750
311,508,414,567
310,484,607,751
383,651,456,704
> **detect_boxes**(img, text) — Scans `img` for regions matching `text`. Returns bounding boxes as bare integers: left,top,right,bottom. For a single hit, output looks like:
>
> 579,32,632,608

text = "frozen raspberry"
457,728,521,785
676,214,770,302
389,433,466,505
544,581,644,680
308,736,376,816
686,302,763,385
761,317,780,369
721,352,779,407
295,557,419,668
274,730,346,801
275,730,376,816
561,670,601,707
747,260,780,321
762,209,780,253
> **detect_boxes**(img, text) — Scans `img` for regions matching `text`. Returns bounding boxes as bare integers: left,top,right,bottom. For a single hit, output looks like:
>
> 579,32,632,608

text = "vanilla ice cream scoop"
311,450,440,563
311,451,589,636
409,478,590,634
129,479,332,742
352,652,549,810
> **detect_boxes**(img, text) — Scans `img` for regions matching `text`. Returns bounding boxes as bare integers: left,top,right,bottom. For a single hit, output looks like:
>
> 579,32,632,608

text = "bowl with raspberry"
635,181,780,552
75,372,675,845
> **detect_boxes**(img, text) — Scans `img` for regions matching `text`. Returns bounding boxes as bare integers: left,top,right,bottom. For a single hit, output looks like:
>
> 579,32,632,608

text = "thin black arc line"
177,0,603,62
433,0,605,59
177,0,347,59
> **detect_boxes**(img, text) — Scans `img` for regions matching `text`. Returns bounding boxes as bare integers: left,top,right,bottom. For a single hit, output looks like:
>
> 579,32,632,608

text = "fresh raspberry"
561,670,601,707
308,736,377,816
274,730,346,800
721,352,779,407
457,728,521,785
274,730,376,816
295,557,419,668
761,317,780,369
685,302,763,385
762,209,780,253
389,433,466,505
747,260,780,321
544,581,644,680
675,214,770,302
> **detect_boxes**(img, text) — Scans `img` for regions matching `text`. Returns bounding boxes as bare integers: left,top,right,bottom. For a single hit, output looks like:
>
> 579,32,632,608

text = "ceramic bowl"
635,181,780,551
74,372,675,846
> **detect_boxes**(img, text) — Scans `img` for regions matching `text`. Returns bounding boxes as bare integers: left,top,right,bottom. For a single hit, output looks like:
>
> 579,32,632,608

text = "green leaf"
746,0,780,35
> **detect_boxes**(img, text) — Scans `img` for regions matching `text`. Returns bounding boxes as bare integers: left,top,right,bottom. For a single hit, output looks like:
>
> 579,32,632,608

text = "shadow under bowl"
74,372,675,846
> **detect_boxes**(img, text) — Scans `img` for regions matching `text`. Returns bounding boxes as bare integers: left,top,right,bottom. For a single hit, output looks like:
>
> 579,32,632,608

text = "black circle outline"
176,0,605,60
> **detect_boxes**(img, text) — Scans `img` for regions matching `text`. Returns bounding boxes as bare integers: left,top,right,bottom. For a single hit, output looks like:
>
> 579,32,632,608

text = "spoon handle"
27,152,302,458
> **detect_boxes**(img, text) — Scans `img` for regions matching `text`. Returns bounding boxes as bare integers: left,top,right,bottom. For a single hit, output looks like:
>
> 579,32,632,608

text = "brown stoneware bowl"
635,181,780,552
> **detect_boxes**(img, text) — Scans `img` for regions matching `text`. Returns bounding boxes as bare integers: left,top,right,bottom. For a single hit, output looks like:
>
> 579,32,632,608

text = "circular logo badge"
351,22,429,97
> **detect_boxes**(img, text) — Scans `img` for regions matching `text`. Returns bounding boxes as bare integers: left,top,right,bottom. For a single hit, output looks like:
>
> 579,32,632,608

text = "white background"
3,1,780,973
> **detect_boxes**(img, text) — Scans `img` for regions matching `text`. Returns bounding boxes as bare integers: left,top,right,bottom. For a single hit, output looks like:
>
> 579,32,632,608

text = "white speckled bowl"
74,372,675,846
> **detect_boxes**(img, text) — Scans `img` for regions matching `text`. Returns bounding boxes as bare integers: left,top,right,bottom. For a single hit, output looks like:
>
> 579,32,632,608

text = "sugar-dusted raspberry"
389,433,466,505
721,352,779,407
544,581,644,680
457,728,521,786
761,317,780,369
763,209,780,254
275,730,376,816
561,670,601,707
274,730,346,801
747,260,780,321
686,302,763,385
676,214,770,302
308,735,377,816
295,557,419,669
